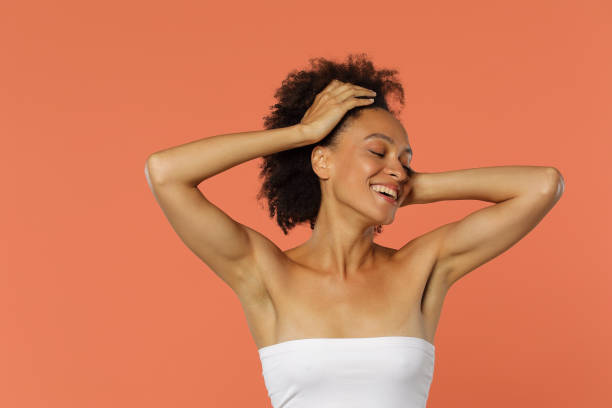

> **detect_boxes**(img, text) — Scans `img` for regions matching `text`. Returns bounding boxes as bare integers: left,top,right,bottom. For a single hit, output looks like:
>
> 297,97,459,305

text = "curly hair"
256,53,406,235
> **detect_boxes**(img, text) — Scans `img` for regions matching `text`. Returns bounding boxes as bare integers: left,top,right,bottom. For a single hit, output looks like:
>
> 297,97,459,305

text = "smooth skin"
145,80,564,348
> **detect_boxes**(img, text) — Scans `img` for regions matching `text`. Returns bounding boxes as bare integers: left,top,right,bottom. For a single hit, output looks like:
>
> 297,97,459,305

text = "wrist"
291,124,315,148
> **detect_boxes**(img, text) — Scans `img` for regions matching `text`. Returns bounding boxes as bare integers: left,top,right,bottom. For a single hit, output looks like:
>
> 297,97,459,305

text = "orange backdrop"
2,0,610,407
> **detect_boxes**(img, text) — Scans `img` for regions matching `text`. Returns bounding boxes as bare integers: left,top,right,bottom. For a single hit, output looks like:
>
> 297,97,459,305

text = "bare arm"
145,80,376,296
397,166,564,287
400,165,558,206
148,125,309,187
145,124,308,297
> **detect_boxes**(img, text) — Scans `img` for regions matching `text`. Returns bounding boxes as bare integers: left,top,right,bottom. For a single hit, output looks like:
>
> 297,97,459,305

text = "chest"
241,243,448,349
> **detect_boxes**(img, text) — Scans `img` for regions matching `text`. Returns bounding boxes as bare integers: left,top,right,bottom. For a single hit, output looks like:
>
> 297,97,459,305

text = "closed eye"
369,150,412,174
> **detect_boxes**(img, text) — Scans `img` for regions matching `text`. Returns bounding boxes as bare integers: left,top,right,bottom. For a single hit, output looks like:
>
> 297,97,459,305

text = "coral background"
2,0,609,406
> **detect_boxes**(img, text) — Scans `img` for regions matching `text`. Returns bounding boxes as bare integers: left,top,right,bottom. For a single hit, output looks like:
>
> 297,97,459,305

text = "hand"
399,170,424,207
298,79,377,144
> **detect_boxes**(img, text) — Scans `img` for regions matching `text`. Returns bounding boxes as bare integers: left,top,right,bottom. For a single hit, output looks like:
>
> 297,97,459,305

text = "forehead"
348,108,411,149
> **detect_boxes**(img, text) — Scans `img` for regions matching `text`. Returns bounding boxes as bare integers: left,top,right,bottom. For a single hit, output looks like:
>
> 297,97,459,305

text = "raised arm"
398,166,564,288
145,79,377,298
145,125,310,299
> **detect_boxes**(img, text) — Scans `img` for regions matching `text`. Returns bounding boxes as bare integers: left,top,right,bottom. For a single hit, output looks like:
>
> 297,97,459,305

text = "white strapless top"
258,336,435,408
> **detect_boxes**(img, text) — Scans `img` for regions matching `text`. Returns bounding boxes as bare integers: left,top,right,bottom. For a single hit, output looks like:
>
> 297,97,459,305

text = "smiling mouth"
371,187,398,203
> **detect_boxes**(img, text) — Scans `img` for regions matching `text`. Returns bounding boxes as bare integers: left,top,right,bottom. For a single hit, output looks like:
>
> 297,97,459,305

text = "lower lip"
371,187,397,204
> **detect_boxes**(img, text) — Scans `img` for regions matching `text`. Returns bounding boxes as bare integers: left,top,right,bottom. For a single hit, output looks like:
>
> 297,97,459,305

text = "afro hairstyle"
256,53,406,235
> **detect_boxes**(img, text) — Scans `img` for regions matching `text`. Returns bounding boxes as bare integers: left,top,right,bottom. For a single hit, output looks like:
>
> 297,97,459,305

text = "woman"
145,54,564,408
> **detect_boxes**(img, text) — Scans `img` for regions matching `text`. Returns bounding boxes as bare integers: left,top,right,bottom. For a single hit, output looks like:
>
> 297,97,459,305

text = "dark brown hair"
257,53,406,235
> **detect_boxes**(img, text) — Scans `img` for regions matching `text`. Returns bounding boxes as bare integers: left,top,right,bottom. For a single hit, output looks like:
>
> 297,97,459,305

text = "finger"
314,80,343,102
342,96,375,109
330,83,376,99
335,87,377,103
352,84,377,93
327,82,354,98
320,79,344,95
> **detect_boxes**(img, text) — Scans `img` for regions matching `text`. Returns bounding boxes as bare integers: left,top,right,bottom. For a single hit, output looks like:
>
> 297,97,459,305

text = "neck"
303,204,378,281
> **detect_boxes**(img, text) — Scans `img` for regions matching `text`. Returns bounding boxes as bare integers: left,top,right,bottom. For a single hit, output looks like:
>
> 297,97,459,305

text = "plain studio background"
2,0,610,407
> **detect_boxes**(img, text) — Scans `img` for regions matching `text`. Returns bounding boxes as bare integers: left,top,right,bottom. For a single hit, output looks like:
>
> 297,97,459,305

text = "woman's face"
319,108,413,226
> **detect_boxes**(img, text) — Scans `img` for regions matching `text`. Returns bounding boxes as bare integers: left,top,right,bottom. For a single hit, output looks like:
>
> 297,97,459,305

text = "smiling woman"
145,52,563,408
146,54,438,408
256,54,407,236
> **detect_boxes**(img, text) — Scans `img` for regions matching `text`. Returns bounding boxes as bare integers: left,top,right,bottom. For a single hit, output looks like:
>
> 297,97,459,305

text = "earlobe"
313,159,329,178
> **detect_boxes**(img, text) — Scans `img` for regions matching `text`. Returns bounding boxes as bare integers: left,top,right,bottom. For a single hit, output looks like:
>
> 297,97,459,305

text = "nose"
384,161,408,181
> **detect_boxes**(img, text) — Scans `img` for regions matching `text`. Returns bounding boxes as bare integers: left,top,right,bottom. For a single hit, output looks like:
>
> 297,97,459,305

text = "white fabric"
258,336,435,408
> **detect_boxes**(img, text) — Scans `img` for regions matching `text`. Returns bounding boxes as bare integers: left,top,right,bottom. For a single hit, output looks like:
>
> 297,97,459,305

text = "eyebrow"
364,133,413,156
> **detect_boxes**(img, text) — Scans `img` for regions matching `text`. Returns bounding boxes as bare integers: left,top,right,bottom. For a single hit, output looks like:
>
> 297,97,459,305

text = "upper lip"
370,182,401,198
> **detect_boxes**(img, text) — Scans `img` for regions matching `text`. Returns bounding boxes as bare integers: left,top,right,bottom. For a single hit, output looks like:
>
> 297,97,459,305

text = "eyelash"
369,150,412,173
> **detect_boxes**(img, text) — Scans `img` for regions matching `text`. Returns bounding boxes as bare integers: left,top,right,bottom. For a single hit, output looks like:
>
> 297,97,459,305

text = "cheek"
360,160,383,178
337,161,378,183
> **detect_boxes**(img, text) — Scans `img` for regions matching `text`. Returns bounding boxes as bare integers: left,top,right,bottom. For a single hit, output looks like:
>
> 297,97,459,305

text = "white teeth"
371,184,397,199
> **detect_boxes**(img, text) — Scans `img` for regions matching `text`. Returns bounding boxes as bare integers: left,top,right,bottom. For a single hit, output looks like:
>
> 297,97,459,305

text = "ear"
311,145,331,179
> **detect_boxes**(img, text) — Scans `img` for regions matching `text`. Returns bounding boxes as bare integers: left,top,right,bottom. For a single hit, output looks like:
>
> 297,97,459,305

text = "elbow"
145,154,165,185
540,167,564,198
